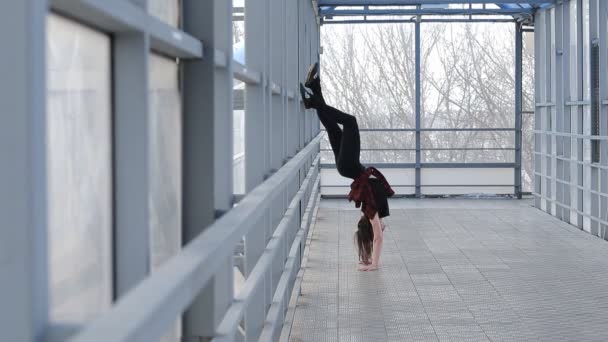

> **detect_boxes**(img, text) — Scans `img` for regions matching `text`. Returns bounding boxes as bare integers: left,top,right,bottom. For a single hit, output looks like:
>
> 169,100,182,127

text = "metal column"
182,0,234,339
0,1,48,340
515,22,523,199
415,12,422,198
113,0,151,296
245,0,269,191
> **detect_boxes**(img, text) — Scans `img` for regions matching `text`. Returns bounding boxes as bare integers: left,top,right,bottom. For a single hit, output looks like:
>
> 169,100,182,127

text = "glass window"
233,0,245,63
522,31,535,192
233,80,246,195
149,0,180,28
149,53,182,341
421,23,515,165
321,23,416,129
46,14,113,322
421,23,515,129
149,54,182,270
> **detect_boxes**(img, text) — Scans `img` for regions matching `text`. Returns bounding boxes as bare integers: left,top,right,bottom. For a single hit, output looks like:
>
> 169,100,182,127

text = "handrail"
259,176,320,341
321,147,517,151
214,159,320,341
233,60,262,85
321,128,517,132
320,162,515,169
70,134,322,342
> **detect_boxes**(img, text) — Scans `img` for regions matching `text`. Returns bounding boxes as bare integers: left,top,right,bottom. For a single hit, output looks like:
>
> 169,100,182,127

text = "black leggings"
316,104,365,179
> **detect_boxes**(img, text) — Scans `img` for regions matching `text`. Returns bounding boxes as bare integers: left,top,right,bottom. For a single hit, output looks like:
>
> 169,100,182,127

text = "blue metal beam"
323,18,517,23
321,8,534,16
318,0,555,6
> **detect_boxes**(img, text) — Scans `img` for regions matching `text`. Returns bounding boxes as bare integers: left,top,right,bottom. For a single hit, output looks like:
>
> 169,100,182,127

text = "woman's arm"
360,213,383,271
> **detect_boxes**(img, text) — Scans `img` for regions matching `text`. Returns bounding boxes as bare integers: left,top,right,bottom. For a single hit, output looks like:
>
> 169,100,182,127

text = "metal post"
245,0,269,191
270,0,284,172
562,3,572,223
515,22,523,199
554,5,564,218
589,0,600,235
244,0,273,340
287,0,298,158
575,0,584,227
599,0,608,237
415,11,422,198
533,10,542,209
0,1,48,340
182,0,234,339
113,20,152,297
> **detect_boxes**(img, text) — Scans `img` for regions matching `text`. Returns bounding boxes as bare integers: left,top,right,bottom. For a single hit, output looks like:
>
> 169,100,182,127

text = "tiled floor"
288,198,608,342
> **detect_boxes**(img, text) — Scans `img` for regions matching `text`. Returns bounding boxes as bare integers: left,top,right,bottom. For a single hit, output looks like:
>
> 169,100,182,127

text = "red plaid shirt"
348,167,395,219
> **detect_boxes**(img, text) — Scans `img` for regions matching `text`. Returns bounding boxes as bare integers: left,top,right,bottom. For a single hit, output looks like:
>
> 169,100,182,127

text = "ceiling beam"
322,18,517,23
321,8,533,16
318,0,555,6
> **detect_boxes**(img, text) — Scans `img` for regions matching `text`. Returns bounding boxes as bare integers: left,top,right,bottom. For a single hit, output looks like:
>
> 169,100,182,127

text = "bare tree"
320,22,534,190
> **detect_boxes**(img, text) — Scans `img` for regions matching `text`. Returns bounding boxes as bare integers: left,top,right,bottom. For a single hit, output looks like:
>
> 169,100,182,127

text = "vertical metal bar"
0,1,48,340
182,0,234,339
534,10,542,209
515,23,523,199
548,8,556,216
244,0,272,340
576,0,584,228
245,0,268,191
113,20,151,296
589,0,600,235
599,0,608,237
553,5,564,219
562,1,572,224
415,11,422,198
581,0,591,231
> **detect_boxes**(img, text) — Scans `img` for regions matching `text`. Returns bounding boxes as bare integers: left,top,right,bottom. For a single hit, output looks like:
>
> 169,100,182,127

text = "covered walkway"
5,1,608,342
287,199,608,341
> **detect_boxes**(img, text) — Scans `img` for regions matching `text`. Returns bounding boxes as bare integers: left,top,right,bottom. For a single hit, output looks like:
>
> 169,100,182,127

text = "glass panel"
233,0,245,63
47,14,112,322
320,150,415,164
149,0,180,28
522,31,535,192
421,130,515,163
320,24,416,129
149,53,182,341
421,130,514,149
421,23,515,129
234,79,246,195
149,54,181,269
320,130,415,164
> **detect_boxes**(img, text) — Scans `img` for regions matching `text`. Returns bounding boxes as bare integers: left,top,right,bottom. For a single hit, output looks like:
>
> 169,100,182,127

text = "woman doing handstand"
300,63,395,272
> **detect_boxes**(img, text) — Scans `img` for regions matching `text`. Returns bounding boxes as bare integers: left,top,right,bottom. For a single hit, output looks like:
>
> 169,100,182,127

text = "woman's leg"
316,107,342,161
302,64,364,178
317,105,365,179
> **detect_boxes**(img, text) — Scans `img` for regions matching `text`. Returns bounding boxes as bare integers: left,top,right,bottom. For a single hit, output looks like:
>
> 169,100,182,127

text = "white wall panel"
149,0,180,28
46,14,112,322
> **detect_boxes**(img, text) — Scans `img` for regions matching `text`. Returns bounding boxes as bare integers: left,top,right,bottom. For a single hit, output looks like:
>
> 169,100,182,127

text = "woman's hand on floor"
358,263,379,271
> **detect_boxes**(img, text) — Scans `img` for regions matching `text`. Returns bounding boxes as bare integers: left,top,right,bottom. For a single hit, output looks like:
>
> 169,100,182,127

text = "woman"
300,63,395,271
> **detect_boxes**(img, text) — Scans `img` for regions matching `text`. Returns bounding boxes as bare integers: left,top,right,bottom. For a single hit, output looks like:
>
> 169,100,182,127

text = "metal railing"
319,127,518,194
71,136,321,342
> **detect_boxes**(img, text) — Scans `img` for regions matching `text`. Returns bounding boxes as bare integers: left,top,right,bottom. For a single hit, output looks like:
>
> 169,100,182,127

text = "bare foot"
358,260,371,265
358,264,379,272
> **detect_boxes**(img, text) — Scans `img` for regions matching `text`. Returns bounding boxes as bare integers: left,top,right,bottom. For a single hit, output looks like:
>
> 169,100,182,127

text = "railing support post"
0,1,48,340
415,11,422,198
515,22,523,199
113,8,152,295
182,0,234,339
